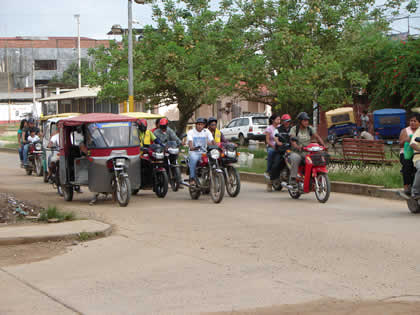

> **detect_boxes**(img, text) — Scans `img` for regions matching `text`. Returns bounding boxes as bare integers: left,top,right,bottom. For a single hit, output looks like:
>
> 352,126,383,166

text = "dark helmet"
196,117,206,124
28,118,35,124
297,112,310,121
137,119,147,132
208,117,217,125
159,117,169,128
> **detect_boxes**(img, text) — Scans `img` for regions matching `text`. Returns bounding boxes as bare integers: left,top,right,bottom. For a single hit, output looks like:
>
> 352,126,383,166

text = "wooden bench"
330,138,398,167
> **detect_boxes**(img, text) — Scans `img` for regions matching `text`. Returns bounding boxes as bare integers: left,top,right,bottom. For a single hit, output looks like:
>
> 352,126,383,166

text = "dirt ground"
204,298,420,315
0,241,71,267
0,192,44,224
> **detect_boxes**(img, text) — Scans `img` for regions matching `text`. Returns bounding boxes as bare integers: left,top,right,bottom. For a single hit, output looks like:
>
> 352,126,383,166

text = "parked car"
220,114,268,145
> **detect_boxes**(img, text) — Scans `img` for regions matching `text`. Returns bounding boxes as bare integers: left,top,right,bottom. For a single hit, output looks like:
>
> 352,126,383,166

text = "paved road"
1,151,420,314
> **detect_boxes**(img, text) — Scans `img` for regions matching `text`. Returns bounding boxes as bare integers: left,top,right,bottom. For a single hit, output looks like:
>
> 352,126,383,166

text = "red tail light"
249,126,253,132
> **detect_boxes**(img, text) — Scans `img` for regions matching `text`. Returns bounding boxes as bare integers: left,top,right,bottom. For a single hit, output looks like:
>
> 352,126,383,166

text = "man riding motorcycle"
23,118,41,168
288,112,326,188
207,117,227,144
153,118,181,146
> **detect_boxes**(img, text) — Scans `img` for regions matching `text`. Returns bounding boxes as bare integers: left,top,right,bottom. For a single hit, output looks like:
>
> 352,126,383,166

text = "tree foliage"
50,58,90,87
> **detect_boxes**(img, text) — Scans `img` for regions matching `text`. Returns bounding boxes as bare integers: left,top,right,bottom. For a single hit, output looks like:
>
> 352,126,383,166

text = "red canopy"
59,113,137,127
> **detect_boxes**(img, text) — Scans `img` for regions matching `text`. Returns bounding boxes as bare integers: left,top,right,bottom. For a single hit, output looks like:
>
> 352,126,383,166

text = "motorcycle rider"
22,118,41,168
207,117,227,144
47,128,60,182
288,112,326,187
409,122,420,199
277,114,292,134
187,117,215,185
137,119,161,147
153,118,181,146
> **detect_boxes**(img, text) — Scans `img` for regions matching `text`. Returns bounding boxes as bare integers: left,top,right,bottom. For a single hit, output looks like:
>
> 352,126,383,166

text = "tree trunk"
176,110,193,136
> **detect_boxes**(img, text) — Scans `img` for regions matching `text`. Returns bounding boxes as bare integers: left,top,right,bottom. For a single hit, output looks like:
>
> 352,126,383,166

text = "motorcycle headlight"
226,150,236,158
168,147,179,155
35,143,42,151
115,158,127,166
153,152,164,159
210,149,220,160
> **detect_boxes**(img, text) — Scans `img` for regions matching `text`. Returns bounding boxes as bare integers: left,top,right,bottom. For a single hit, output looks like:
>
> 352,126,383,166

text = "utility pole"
74,14,81,89
32,62,37,118
128,0,134,112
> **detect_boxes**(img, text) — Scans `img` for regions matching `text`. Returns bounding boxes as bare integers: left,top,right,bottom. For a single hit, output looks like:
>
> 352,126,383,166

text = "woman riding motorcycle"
288,112,326,187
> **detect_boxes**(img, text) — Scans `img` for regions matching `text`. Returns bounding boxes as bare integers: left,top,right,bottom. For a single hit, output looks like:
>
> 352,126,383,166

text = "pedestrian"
359,127,374,140
399,113,420,196
17,119,28,168
360,109,370,131
264,114,281,180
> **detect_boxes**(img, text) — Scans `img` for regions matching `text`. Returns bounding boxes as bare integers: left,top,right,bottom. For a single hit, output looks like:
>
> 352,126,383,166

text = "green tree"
88,0,246,133
50,58,90,87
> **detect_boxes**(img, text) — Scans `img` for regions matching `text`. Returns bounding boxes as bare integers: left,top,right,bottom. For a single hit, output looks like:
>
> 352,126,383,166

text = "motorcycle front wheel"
170,167,181,192
314,173,331,203
35,157,43,176
210,170,225,203
189,185,201,200
154,171,168,198
63,185,73,201
225,166,240,197
407,198,420,214
115,176,131,207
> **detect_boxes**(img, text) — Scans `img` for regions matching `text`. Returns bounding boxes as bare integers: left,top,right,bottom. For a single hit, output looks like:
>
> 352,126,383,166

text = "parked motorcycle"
283,143,331,203
164,141,182,192
184,145,225,203
25,141,43,176
134,144,168,198
219,143,241,197
109,156,132,207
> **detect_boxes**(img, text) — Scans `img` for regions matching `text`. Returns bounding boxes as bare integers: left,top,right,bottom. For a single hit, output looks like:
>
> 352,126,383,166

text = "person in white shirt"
187,117,214,184
27,131,40,143
46,130,60,181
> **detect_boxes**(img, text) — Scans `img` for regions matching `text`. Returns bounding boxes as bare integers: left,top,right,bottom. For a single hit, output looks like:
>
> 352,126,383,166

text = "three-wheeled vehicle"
373,108,406,139
325,107,357,141
58,113,141,207
41,113,81,183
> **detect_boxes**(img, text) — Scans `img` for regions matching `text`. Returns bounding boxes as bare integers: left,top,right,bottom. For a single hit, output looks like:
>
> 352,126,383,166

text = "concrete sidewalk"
0,220,112,245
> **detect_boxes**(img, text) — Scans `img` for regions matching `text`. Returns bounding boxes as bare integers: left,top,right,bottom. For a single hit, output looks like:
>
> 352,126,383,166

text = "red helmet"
159,118,169,126
281,114,292,122
137,119,147,132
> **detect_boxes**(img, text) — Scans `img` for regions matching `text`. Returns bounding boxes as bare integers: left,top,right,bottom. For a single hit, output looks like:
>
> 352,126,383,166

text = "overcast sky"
0,0,418,39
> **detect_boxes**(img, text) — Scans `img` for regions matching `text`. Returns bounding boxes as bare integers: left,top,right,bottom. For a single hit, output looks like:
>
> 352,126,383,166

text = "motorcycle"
184,145,225,203
219,143,241,197
48,147,63,196
25,141,43,177
164,141,182,192
283,143,331,203
134,143,169,198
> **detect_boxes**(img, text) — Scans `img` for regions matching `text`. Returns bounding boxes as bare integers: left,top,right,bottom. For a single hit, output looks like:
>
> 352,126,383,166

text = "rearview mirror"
415,137,420,142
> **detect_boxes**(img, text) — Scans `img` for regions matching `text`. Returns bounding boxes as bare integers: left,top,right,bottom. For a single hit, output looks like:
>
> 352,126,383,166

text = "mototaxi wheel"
225,166,240,197
407,198,420,214
63,185,73,201
314,173,331,203
210,170,225,203
116,175,131,207
154,171,168,198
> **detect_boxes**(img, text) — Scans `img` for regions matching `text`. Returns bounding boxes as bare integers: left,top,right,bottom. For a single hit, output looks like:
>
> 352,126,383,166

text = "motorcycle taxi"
57,113,141,207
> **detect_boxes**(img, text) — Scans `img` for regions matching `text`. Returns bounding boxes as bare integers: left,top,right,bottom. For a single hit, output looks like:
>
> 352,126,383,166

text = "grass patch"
4,143,19,149
238,147,267,159
78,231,91,241
329,164,402,188
39,206,75,222
238,158,266,174
0,134,18,142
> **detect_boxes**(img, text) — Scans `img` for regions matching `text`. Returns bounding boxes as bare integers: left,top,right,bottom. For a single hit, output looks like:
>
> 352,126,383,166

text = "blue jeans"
23,143,30,165
266,147,275,173
188,151,202,179
18,145,23,162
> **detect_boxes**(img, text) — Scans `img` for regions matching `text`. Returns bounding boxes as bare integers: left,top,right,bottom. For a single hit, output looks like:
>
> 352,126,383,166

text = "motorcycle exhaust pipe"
281,181,294,190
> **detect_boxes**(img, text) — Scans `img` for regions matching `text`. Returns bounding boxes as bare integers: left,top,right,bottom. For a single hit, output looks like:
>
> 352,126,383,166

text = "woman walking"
17,119,28,168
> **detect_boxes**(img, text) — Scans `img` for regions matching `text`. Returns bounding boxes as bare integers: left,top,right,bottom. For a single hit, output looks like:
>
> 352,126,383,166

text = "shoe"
264,172,270,180
266,181,273,192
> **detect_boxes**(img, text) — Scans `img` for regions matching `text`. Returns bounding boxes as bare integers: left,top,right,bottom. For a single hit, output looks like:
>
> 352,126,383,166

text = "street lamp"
128,0,145,112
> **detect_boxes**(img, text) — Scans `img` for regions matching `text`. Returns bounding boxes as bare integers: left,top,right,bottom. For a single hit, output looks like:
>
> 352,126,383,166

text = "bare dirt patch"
0,241,71,267
204,298,420,315
0,192,44,224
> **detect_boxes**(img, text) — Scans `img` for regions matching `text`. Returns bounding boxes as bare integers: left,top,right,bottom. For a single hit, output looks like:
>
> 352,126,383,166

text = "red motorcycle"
284,143,330,203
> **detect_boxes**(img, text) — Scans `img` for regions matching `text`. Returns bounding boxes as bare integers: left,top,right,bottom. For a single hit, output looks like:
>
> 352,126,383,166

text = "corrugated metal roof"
39,87,101,101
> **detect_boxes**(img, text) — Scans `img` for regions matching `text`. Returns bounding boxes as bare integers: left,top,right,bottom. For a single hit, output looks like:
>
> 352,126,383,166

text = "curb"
239,172,403,201
0,220,112,246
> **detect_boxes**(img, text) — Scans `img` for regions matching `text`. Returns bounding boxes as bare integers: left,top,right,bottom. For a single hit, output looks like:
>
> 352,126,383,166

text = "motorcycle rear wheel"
63,185,73,201
43,167,48,183
272,180,283,191
170,167,181,192
314,173,331,203
225,166,240,197
210,170,225,203
35,158,43,176
25,167,32,176
154,171,168,198
288,188,301,199
189,185,201,200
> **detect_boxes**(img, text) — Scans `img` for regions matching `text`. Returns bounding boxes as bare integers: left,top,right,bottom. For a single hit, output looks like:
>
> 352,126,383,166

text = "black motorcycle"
270,132,291,191
164,141,182,192
219,143,241,197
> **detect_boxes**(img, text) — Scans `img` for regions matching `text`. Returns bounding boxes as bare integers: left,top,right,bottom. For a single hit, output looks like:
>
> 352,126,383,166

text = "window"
239,118,249,126
331,114,350,124
378,116,401,126
252,117,268,125
226,120,238,128
35,60,57,70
